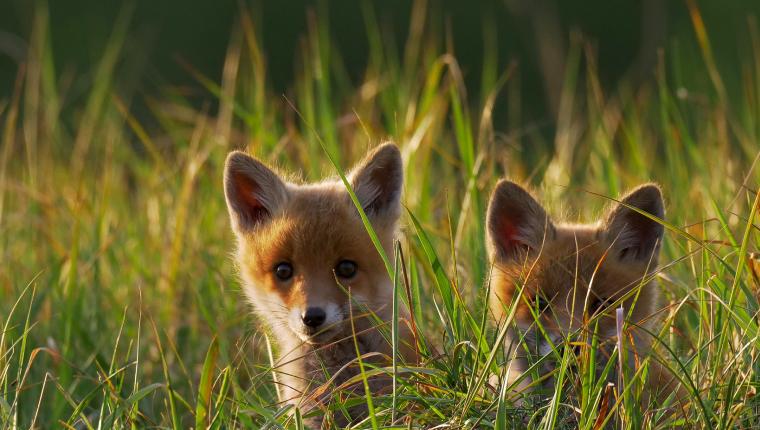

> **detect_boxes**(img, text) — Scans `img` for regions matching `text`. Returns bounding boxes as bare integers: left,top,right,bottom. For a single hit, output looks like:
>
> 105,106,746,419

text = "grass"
2,1,760,428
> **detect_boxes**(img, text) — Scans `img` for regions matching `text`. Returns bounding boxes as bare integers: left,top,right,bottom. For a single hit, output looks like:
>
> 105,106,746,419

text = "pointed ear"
349,142,403,220
223,151,288,234
603,184,665,263
486,180,554,260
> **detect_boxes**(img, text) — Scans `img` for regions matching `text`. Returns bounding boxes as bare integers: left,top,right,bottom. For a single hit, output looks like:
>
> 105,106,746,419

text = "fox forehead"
492,223,654,307
236,182,389,277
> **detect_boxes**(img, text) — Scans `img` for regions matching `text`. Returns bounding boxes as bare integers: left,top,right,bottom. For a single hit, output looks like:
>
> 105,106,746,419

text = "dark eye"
588,297,605,314
274,262,293,281
534,295,550,312
335,260,358,279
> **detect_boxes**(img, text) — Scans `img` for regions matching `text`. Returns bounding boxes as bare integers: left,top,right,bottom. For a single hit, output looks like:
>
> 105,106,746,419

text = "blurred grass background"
1,0,760,428
3,0,759,130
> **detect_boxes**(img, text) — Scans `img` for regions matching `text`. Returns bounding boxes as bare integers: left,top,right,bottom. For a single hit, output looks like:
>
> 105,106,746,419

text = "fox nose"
301,307,326,328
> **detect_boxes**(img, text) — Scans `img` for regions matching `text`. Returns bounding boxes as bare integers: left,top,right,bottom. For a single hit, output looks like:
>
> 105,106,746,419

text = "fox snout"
301,307,327,328
288,302,344,343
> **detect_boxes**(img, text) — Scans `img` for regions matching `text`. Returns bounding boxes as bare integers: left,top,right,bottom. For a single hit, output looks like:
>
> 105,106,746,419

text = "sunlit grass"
2,1,760,428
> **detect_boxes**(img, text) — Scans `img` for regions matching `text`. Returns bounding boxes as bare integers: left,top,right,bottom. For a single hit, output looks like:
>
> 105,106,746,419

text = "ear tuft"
603,183,665,263
349,143,403,220
223,151,287,234
486,180,554,260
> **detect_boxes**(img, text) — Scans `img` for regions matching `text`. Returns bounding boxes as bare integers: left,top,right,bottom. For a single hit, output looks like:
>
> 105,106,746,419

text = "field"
2,2,760,429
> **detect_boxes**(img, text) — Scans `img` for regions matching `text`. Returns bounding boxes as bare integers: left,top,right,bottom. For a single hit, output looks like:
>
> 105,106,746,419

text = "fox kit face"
486,181,665,360
224,144,402,345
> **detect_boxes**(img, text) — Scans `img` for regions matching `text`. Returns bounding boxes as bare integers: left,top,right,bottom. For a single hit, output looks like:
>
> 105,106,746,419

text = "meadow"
2,2,760,429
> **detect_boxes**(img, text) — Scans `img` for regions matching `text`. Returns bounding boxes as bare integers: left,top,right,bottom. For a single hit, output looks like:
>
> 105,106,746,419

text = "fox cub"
223,143,415,425
486,180,679,403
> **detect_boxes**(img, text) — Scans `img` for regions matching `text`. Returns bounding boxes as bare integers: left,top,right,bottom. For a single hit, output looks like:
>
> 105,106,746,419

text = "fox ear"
486,180,554,260
223,151,288,234
349,143,403,221
603,184,665,263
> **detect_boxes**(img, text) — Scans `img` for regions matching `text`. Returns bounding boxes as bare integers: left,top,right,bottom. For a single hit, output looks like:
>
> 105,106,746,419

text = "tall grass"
2,1,760,428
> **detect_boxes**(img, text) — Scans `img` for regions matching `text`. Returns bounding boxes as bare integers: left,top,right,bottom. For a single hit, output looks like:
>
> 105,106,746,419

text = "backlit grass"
2,1,760,428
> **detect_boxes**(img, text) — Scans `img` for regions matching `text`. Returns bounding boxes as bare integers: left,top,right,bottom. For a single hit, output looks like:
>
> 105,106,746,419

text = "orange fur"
485,180,683,409
224,143,416,426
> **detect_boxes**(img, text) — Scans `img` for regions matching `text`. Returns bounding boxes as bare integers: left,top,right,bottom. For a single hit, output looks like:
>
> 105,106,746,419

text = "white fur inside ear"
512,223,550,250
223,151,288,233
486,180,553,259
354,180,383,212
611,223,641,250
348,143,403,219
603,184,665,262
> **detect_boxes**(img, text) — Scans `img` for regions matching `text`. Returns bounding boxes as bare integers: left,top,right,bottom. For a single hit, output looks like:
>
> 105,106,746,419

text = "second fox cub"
223,143,415,426
486,180,679,402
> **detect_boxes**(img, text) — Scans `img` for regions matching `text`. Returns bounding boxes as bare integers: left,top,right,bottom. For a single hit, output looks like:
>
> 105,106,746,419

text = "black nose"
302,307,326,328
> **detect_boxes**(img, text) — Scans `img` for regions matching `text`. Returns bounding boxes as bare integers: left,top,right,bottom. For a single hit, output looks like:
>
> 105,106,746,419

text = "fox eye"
588,297,606,314
335,260,358,279
534,296,550,312
274,262,293,281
